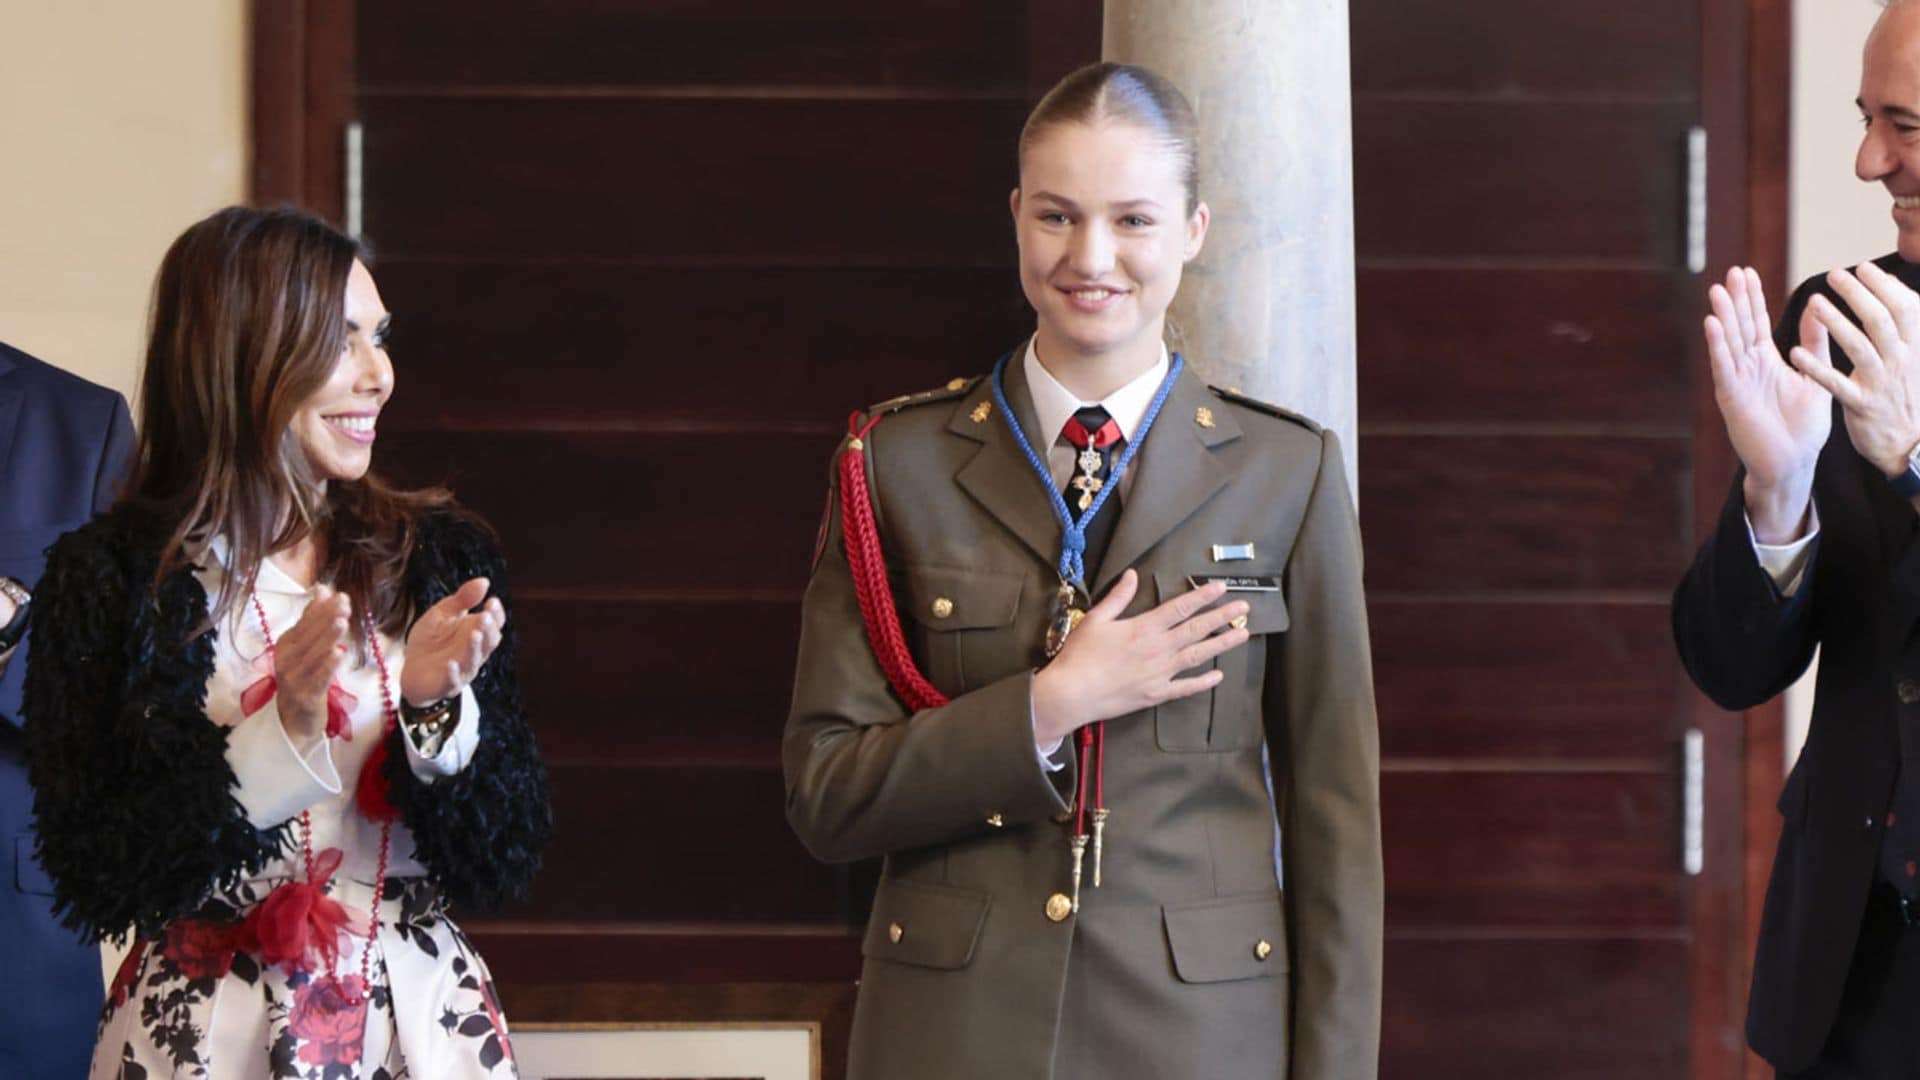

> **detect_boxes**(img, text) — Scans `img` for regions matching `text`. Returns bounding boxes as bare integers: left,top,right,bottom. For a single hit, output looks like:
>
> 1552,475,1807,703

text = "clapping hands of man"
1706,263,1920,542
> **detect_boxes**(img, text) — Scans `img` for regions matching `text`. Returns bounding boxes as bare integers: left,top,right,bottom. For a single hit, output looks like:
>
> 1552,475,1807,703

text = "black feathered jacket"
22,508,551,943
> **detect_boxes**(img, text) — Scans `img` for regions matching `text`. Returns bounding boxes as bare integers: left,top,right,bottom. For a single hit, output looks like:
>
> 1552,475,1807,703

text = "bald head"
1859,0,1920,259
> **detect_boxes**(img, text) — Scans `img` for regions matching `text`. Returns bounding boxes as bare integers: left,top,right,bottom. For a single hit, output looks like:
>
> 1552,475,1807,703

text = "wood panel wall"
252,1,1791,1075
1351,1,1723,1074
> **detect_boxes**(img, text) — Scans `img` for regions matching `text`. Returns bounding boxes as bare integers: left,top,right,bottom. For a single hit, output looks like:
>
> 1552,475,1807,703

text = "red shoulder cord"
839,410,951,712
840,407,1107,898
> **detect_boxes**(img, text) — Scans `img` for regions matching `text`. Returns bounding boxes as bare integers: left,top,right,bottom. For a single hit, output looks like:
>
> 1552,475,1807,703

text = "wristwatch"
1894,442,1920,498
0,577,30,653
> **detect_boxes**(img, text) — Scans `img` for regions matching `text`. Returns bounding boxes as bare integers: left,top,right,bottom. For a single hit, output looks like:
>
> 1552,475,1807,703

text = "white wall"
1782,1,1900,765
0,1,249,405
0,0,247,989
1792,1,1891,281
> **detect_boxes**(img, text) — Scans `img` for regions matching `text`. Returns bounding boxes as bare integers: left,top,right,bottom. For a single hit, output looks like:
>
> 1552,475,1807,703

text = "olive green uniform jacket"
784,358,1382,1079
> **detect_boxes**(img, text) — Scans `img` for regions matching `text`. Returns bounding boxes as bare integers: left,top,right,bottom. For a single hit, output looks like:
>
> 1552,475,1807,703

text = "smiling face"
288,259,393,484
1858,1,1920,260
1012,119,1208,375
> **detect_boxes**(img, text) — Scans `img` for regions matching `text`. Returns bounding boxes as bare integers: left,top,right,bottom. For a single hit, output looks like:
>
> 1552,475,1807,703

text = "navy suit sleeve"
0,388,134,731
92,392,134,514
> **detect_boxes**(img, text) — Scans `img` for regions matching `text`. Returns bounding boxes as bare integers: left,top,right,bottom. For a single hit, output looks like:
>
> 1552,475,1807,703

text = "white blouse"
198,541,481,881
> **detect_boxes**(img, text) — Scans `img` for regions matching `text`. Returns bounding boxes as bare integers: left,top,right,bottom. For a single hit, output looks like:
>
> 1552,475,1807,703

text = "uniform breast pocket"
903,564,1026,695
1154,571,1289,753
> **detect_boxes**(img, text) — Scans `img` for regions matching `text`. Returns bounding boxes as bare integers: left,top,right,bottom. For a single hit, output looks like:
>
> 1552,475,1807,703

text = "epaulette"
864,375,982,417
1207,384,1323,433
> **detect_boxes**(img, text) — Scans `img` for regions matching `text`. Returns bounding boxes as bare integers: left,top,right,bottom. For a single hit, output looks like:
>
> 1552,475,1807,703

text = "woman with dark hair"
24,206,550,1078
784,63,1381,1079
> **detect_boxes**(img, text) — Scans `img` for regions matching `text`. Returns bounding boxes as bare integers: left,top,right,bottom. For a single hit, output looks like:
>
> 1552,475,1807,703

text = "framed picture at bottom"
510,1021,819,1080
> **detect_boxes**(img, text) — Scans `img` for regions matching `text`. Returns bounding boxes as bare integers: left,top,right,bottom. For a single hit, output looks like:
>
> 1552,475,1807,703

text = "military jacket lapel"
1095,366,1238,595
950,358,1062,572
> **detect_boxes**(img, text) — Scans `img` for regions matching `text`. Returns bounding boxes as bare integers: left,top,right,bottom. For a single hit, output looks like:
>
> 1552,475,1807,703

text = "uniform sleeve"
23,528,286,943
1264,428,1383,1079
380,516,550,912
783,443,1073,864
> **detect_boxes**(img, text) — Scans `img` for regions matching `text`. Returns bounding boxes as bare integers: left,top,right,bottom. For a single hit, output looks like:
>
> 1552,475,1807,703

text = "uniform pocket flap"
863,880,991,969
1163,893,1288,983
904,564,1022,630
1154,572,1289,634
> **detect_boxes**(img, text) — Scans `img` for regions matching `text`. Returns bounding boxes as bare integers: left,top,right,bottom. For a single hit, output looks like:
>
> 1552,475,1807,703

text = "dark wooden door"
255,1,1783,1076
1351,1,1779,1077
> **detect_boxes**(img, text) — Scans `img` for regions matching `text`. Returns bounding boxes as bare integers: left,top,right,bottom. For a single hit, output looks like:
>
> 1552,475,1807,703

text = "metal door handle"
1683,728,1704,875
344,121,365,239
1686,126,1707,274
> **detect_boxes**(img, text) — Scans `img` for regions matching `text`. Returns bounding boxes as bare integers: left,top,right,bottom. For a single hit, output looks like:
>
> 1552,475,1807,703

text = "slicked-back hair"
1018,62,1202,216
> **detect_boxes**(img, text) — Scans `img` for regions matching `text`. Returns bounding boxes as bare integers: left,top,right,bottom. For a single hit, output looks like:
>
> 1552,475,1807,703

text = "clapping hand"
1788,263,1920,485
1703,266,1832,542
399,577,505,707
276,585,354,741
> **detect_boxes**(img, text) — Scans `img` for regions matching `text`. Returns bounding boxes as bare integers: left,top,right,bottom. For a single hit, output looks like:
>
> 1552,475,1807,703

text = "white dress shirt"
1022,338,1173,762
1023,337,1170,501
1749,505,1820,596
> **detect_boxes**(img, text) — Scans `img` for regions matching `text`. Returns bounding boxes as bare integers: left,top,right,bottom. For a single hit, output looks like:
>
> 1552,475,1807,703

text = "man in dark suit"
1674,4,1920,1075
0,340,134,1078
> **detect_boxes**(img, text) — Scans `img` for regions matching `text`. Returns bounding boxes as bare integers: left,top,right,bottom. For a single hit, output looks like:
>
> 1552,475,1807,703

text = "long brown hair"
1019,62,1202,216
122,205,448,639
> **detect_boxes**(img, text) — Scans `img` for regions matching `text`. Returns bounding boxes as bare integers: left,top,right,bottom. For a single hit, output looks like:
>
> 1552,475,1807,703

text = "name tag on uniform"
1186,574,1281,592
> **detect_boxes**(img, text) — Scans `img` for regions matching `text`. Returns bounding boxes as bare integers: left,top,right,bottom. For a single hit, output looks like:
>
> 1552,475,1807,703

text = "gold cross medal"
1070,473,1103,512
1045,579,1090,657
1071,446,1105,511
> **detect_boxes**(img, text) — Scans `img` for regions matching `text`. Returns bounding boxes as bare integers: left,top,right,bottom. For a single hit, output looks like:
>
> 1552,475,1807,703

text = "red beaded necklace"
248,591,396,1003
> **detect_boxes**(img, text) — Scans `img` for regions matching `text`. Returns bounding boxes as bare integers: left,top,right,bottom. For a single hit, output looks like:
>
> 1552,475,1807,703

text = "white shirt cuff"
403,683,482,781
1747,503,1820,598
1032,697,1069,773
225,700,342,829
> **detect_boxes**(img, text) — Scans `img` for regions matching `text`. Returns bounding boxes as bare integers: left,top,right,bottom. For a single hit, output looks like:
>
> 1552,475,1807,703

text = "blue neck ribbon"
988,350,1184,589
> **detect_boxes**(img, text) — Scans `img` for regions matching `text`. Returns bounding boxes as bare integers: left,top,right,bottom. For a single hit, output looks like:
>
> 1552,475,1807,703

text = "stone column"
1105,0,1359,494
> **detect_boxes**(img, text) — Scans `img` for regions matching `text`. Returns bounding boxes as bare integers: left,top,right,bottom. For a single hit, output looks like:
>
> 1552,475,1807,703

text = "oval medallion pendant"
1046,580,1089,658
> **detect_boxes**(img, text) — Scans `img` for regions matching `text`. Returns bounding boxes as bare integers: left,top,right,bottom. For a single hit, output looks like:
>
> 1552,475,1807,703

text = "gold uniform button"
1254,939,1273,961
1900,679,1920,705
986,813,1005,827
947,377,968,391
1195,406,1216,428
1045,893,1073,922
888,922,905,944
1230,613,1249,631
932,596,955,619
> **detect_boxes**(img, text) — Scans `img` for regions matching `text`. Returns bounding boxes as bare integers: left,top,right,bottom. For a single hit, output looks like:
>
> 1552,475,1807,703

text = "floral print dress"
90,551,517,1079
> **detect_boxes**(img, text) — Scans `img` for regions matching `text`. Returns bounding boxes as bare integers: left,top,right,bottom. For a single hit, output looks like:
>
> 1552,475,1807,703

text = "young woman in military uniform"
784,63,1382,1080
